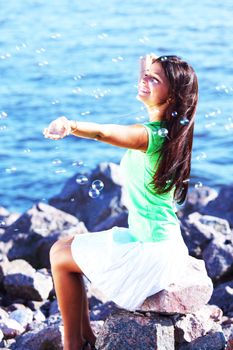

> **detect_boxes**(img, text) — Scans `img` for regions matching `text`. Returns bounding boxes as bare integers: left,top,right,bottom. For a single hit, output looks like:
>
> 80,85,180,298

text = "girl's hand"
43,116,72,140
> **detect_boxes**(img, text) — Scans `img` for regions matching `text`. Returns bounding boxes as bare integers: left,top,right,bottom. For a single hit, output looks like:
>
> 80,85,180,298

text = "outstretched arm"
43,117,149,152
70,120,148,151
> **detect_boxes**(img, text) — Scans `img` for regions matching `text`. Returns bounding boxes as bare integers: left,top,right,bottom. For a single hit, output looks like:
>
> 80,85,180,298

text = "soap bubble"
55,169,66,174
92,180,104,191
180,117,189,126
195,152,207,161
5,167,17,173
166,179,172,184
76,175,88,185
172,111,178,117
194,181,203,189
50,33,62,39
38,60,49,66
88,188,100,198
138,36,150,44
51,99,60,105
0,111,8,119
158,128,168,137
160,56,167,61
205,122,216,128
72,161,84,167
52,159,62,165
0,220,6,228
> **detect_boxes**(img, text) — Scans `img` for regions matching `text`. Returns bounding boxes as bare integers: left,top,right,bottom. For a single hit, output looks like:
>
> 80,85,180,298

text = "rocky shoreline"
0,162,232,349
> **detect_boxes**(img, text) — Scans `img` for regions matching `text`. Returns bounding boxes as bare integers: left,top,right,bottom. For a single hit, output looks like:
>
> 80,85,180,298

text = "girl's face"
137,60,170,108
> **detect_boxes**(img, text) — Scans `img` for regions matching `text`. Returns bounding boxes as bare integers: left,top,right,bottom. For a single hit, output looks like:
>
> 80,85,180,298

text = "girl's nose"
141,74,149,85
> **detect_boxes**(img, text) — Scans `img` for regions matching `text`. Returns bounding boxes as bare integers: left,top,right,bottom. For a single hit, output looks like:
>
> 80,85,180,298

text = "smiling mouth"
138,88,150,95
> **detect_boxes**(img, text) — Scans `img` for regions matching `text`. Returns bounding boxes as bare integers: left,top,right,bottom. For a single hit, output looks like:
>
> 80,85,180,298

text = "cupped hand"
43,116,71,140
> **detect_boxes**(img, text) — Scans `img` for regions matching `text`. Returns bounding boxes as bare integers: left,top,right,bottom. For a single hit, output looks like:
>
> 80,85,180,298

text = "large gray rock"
202,236,233,280
1,202,87,269
202,184,233,227
177,330,226,350
9,308,33,329
49,162,129,231
180,212,232,257
0,318,25,339
173,304,223,343
3,260,53,301
11,324,63,350
139,256,213,314
96,309,175,350
179,186,218,217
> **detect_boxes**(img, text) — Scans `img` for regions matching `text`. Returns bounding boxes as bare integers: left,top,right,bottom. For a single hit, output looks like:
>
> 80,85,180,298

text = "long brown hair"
151,55,198,205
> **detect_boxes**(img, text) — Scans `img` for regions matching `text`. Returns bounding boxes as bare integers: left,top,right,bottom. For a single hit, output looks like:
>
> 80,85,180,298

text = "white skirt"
70,226,189,311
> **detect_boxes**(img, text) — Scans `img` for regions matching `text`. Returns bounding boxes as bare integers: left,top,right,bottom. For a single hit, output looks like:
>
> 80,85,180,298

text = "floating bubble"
135,115,146,121
138,36,150,44
194,181,203,188
166,179,172,184
23,148,31,153
80,111,90,116
158,128,168,137
224,123,233,131
180,117,189,126
88,188,100,198
72,161,84,167
51,99,60,105
0,53,11,59
72,87,82,94
0,125,7,131
98,33,108,40
160,56,168,61
70,198,75,202
205,122,216,128
50,33,62,39
15,43,27,52
38,60,49,66
195,152,207,161
5,167,17,173
0,111,8,119
35,48,46,54
55,169,66,174
0,220,6,228
172,111,178,117
112,56,124,63
76,175,88,185
52,159,62,165
92,180,104,191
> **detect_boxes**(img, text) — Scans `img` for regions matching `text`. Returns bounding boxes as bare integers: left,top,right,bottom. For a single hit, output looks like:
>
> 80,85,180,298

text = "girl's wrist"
69,120,78,134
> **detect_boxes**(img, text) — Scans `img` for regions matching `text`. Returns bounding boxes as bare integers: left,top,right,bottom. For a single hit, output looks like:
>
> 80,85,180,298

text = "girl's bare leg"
50,237,96,350
80,275,97,346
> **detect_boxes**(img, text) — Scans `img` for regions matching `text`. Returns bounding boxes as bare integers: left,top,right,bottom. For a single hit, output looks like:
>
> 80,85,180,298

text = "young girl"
44,54,198,350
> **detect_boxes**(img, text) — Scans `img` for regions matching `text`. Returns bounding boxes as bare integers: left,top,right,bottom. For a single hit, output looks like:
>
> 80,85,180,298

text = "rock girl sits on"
43,54,198,350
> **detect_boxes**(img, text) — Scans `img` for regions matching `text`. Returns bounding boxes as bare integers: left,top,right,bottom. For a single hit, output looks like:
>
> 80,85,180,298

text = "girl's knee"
49,237,82,273
49,238,73,269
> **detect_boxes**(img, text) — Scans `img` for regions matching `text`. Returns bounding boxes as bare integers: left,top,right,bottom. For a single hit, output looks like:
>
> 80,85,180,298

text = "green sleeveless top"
120,121,179,242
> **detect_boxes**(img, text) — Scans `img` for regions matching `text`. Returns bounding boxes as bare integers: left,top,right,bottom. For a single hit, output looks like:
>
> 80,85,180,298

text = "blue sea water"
0,0,233,213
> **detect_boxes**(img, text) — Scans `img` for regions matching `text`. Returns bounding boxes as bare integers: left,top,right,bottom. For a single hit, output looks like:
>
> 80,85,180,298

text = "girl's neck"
146,105,166,122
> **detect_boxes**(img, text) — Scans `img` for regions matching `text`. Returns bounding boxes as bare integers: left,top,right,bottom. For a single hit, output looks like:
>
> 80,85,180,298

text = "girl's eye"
151,77,159,83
